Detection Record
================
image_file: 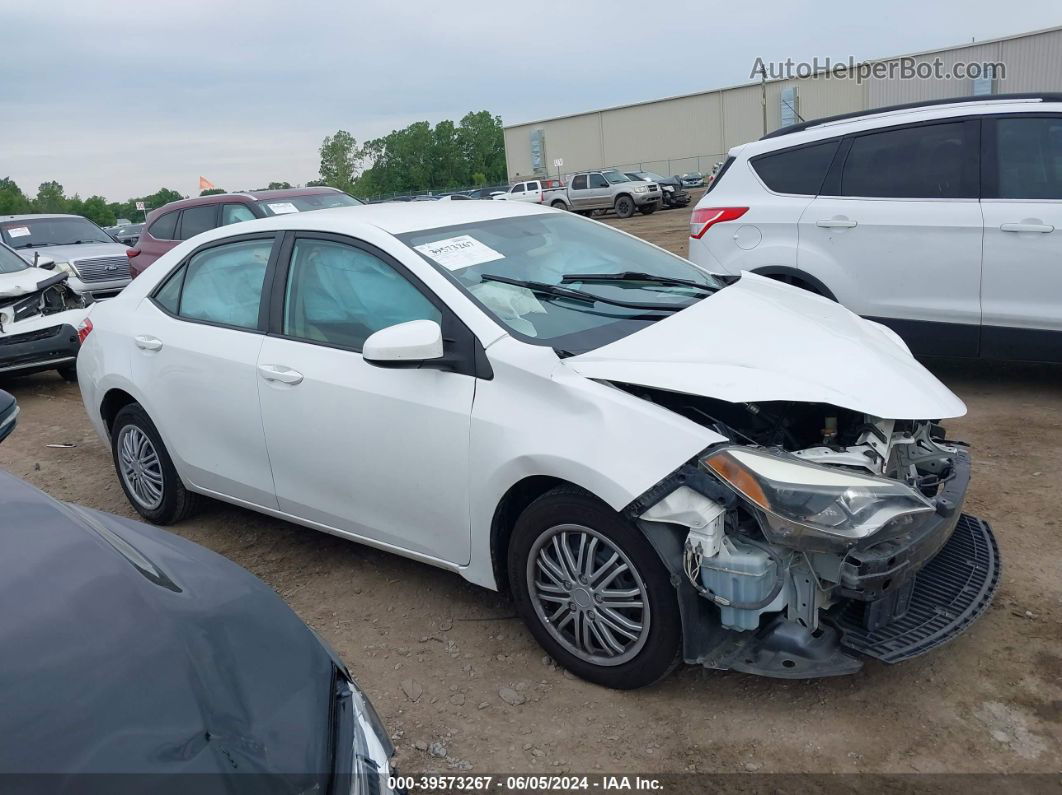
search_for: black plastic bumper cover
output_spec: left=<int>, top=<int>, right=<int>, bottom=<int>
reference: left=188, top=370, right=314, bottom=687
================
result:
left=833, top=513, right=1000, bottom=663
left=0, top=323, right=80, bottom=375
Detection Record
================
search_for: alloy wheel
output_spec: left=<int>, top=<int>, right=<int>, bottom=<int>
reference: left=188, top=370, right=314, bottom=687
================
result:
left=117, top=425, right=165, bottom=510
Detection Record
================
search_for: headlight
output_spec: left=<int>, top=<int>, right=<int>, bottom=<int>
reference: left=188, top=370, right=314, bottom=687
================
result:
left=702, top=447, right=934, bottom=551
left=633, top=185, right=648, bottom=193
left=53, top=261, right=79, bottom=278
left=348, top=679, right=396, bottom=794
left=663, top=186, right=674, bottom=192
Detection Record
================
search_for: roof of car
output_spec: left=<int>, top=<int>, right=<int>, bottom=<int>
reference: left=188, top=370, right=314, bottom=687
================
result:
left=146, top=186, right=349, bottom=218
left=738, top=93, right=1062, bottom=157
left=176, top=196, right=554, bottom=243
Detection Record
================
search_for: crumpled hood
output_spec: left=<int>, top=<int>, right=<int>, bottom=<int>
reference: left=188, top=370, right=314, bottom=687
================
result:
left=566, top=272, right=966, bottom=420
left=0, top=266, right=58, bottom=298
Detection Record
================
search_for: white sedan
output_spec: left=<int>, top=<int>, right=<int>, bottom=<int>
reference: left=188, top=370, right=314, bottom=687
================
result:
left=77, top=201, right=998, bottom=688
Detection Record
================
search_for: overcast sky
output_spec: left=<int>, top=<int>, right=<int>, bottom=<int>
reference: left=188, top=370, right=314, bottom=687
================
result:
left=1, top=1, right=1059, bottom=200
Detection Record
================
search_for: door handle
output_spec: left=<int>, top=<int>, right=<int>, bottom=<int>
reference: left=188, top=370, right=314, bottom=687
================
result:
left=1000, top=222, right=1054, bottom=233
left=258, top=364, right=304, bottom=385
left=816, top=218, right=858, bottom=229
left=134, top=335, right=163, bottom=351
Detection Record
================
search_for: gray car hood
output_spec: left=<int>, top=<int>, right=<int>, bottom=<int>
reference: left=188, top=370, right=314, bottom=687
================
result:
left=16, top=241, right=127, bottom=263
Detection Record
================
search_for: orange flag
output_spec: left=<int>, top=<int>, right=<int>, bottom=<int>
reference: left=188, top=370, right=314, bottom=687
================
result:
left=199, top=176, right=216, bottom=191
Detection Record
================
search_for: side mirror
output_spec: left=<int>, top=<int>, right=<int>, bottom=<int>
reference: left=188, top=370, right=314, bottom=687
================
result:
left=0, top=390, right=18, bottom=445
left=363, top=319, right=444, bottom=365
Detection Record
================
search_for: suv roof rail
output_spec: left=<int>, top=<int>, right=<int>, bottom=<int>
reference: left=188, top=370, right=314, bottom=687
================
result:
left=761, top=92, right=1062, bottom=139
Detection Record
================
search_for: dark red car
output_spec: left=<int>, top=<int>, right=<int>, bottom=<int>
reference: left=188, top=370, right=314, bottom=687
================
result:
left=127, top=187, right=362, bottom=277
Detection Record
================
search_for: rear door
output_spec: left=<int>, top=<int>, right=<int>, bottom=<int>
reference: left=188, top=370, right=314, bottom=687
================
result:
left=980, top=113, right=1062, bottom=362
left=131, top=234, right=279, bottom=507
left=797, top=119, right=983, bottom=356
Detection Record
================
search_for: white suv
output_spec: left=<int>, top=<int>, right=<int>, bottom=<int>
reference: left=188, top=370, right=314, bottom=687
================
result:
left=689, top=94, right=1062, bottom=362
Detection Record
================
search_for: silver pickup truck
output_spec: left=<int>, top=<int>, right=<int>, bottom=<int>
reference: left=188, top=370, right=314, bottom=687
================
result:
left=544, top=169, right=662, bottom=218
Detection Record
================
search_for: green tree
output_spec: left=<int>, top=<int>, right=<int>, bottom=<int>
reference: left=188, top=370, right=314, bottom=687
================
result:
left=318, top=130, right=361, bottom=194
left=33, top=181, right=67, bottom=213
left=200, top=188, right=225, bottom=196
left=0, top=177, right=31, bottom=214
left=78, top=195, right=115, bottom=226
left=267, top=181, right=292, bottom=190
left=457, top=111, right=506, bottom=185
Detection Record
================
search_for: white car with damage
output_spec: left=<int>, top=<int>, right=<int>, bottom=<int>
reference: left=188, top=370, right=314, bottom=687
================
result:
left=0, top=242, right=90, bottom=380
left=76, top=201, right=1000, bottom=688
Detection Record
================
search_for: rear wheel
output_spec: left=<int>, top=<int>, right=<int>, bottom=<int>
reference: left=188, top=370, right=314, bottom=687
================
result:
left=57, top=365, right=78, bottom=383
left=765, top=273, right=829, bottom=298
left=508, top=486, right=681, bottom=689
left=614, top=195, right=635, bottom=219
left=111, top=403, right=199, bottom=525
left=551, top=200, right=568, bottom=210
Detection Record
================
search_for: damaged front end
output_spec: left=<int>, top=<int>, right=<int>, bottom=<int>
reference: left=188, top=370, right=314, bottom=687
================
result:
left=0, top=273, right=89, bottom=377
left=627, top=389, right=1000, bottom=678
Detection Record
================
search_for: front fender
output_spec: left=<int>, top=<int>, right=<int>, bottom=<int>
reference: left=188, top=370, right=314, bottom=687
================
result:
left=461, top=338, right=722, bottom=590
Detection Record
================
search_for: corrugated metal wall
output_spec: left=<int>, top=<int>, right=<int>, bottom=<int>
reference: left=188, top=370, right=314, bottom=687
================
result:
left=503, top=26, right=1062, bottom=182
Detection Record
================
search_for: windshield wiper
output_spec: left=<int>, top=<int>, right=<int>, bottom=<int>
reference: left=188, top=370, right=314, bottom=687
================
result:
left=480, top=274, right=694, bottom=312
left=561, top=271, right=717, bottom=293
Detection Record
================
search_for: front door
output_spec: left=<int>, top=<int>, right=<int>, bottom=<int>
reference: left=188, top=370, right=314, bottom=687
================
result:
left=980, top=114, right=1062, bottom=361
left=255, top=234, right=476, bottom=564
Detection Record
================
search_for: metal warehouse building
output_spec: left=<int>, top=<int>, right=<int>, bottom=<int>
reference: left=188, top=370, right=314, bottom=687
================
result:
left=503, top=25, right=1062, bottom=182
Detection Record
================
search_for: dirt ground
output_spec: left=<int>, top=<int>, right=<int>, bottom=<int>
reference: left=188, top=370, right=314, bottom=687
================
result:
left=1, top=199, right=1060, bottom=779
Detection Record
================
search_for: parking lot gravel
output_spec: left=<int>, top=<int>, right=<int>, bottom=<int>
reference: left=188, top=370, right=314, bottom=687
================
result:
left=1, top=199, right=1059, bottom=777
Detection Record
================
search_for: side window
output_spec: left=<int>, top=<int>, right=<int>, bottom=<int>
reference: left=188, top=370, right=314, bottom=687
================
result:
left=527, top=181, right=539, bottom=191
left=841, top=122, right=971, bottom=198
left=996, top=116, right=1062, bottom=199
left=589, top=173, right=608, bottom=188
left=178, top=205, right=218, bottom=240
left=148, top=211, right=178, bottom=241
left=221, top=203, right=257, bottom=225
left=571, top=175, right=588, bottom=190
left=752, top=140, right=839, bottom=195
left=511, top=183, right=526, bottom=193
left=178, top=239, right=272, bottom=329
left=283, top=239, right=441, bottom=351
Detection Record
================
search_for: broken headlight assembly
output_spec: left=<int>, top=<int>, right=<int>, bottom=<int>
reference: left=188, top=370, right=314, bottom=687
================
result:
left=702, top=446, right=934, bottom=553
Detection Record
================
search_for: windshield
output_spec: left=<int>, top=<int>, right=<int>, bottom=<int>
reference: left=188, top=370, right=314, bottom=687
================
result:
left=0, top=244, right=28, bottom=274
left=0, top=217, right=114, bottom=249
left=256, top=192, right=362, bottom=216
left=398, top=213, right=724, bottom=353
left=601, top=170, right=631, bottom=184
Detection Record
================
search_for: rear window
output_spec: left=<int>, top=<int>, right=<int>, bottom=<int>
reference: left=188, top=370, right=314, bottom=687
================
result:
left=752, top=141, right=839, bottom=195
left=702, top=157, right=734, bottom=195
left=178, top=205, right=218, bottom=240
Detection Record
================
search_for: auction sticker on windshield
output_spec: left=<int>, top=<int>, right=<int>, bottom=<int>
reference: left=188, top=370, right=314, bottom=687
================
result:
left=414, top=235, right=503, bottom=270
left=4, top=227, right=30, bottom=238
left=266, top=202, right=299, bottom=215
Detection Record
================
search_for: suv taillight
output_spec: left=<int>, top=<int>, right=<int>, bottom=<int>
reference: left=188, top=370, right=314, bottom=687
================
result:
left=689, top=207, right=748, bottom=239
left=76, top=317, right=93, bottom=344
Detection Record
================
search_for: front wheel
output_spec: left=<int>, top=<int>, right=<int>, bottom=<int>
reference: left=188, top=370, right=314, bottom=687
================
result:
left=639, top=203, right=657, bottom=215
left=111, top=403, right=199, bottom=525
left=508, top=487, right=681, bottom=689
left=613, top=195, right=635, bottom=218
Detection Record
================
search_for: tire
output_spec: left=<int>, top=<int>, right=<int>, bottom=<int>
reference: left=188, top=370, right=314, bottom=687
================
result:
left=613, top=195, right=635, bottom=219
left=508, top=486, right=681, bottom=689
left=57, top=365, right=78, bottom=383
left=639, top=203, right=657, bottom=215
left=110, top=403, right=199, bottom=525
left=551, top=200, right=568, bottom=210
left=765, top=273, right=828, bottom=298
